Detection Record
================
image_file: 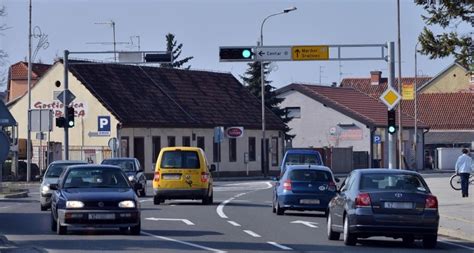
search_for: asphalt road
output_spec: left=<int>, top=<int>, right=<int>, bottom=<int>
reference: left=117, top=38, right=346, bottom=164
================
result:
left=1, top=180, right=473, bottom=253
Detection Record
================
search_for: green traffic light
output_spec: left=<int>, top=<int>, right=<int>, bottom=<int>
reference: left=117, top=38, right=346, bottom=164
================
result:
left=242, top=49, right=251, bottom=58
left=68, top=121, right=74, bottom=127
left=388, top=126, right=396, bottom=134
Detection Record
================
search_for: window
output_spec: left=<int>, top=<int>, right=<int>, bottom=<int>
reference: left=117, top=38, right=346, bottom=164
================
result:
left=285, top=107, right=301, bottom=119
left=167, top=136, right=176, bottom=147
left=229, top=138, right=237, bottom=162
left=120, top=137, right=129, bottom=157
left=152, top=136, right=161, bottom=162
left=360, top=173, right=427, bottom=192
left=133, top=137, right=145, bottom=172
left=271, top=137, right=279, bottom=166
left=197, top=136, right=205, bottom=151
left=160, top=151, right=200, bottom=169
left=213, top=142, right=221, bottom=162
left=248, top=137, right=256, bottom=161
left=182, top=136, right=191, bottom=147
left=289, top=169, right=331, bottom=182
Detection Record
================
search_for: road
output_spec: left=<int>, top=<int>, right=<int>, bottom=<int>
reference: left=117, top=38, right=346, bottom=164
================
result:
left=0, top=180, right=473, bottom=253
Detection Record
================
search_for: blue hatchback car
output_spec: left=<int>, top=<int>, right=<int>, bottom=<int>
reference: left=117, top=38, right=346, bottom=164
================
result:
left=273, top=165, right=338, bottom=216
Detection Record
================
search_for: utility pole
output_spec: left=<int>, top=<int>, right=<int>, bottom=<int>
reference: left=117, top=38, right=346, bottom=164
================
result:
left=396, top=0, right=404, bottom=169
left=26, top=0, right=32, bottom=182
left=387, top=42, right=396, bottom=169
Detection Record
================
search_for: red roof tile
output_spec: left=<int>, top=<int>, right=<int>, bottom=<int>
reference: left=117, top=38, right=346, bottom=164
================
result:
left=9, top=61, right=52, bottom=80
left=341, top=77, right=431, bottom=98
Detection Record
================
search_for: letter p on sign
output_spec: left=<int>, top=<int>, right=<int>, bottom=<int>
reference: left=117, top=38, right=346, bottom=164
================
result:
left=98, top=116, right=111, bottom=135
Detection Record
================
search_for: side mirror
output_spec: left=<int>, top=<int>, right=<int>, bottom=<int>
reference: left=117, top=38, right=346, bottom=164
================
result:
left=134, top=183, right=143, bottom=191
left=49, top=184, right=59, bottom=191
left=334, top=177, right=340, bottom=183
left=272, top=177, right=280, bottom=182
left=209, top=164, right=217, bottom=172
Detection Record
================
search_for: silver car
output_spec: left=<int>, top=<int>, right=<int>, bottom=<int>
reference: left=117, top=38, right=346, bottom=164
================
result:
left=40, top=160, right=88, bottom=211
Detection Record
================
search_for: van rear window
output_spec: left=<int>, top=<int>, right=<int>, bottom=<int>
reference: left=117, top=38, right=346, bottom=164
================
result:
left=160, top=151, right=200, bottom=169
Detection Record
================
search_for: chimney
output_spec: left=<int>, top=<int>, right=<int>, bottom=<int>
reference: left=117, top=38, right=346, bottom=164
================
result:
left=370, top=71, right=382, bottom=85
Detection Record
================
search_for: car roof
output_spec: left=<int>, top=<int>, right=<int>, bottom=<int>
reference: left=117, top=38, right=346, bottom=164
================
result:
left=286, top=165, right=332, bottom=173
left=285, top=149, right=320, bottom=154
left=65, top=164, right=122, bottom=170
left=161, top=146, right=202, bottom=152
left=354, top=168, right=421, bottom=176
left=102, top=158, right=135, bottom=161
left=50, top=160, right=88, bottom=165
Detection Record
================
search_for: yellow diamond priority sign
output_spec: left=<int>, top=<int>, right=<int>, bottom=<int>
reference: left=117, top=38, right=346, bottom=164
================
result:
left=380, top=86, right=401, bottom=110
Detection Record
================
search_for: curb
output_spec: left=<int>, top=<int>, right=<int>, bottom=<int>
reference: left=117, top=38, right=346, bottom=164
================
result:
left=439, top=227, right=474, bottom=242
left=0, top=235, right=46, bottom=253
left=0, top=190, right=29, bottom=199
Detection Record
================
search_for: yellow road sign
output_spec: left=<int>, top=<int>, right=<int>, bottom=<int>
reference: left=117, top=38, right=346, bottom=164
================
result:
left=292, top=46, right=329, bottom=61
left=380, top=86, right=401, bottom=110
left=402, top=83, right=414, bottom=100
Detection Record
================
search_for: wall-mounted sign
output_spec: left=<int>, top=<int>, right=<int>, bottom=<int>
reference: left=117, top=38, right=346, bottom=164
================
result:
left=33, top=101, right=87, bottom=118
left=98, top=116, right=111, bottom=136
left=225, top=126, right=244, bottom=138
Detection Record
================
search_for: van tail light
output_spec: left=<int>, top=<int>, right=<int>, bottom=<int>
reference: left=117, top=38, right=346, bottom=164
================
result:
left=283, top=179, right=292, bottom=191
left=153, top=172, right=160, bottom=182
left=201, top=172, right=209, bottom=183
left=425, top=195, right=438, bottom=210
left=355, top=193, right=371, bottom=207
left=328, top=181, right=336, bottom=191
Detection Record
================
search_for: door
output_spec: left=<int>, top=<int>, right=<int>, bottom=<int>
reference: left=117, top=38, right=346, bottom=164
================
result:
left=133, top=137, right=145, bottom=173
left=260, top=138, right=269, bottom=175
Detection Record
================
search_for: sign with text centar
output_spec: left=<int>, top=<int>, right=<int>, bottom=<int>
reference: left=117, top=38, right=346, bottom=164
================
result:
left=254, top=46, right=292, bottom=61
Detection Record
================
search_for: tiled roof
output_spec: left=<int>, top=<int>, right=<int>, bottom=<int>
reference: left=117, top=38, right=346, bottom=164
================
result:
left=425, top=131, right=474, bottom=145
left=402, top=93, right=474, bottom=130
left=277, top=84, right=427, bottom=128
left=9, top=61, right=52, bottom=80
left=68, top=64, right=285, bottom=130
left=340, top=77, right=431, bottom=98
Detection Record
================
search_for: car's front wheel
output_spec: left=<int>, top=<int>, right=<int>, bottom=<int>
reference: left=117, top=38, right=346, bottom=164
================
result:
left=422, top=234, right=437, bottom=249
left=153, top=196, right=162, bottom=205
left=130, top=222, right=141, bottom=235
left=56, top=215, right=67, bottom=235
left=50, top=212, right=57, bottom=232
left=343, top=216, right=356, bottom=246
left=41, top=204, right=48, bottom=211
left=327, top=213, right=340, bottom=240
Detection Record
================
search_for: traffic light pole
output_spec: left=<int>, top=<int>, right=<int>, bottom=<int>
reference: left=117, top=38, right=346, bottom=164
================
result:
left=63, top=50, right=69, bottom=160
left=387, top=42, right=396, bottom=169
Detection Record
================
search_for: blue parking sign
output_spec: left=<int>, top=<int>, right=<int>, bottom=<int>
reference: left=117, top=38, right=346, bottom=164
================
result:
left=373, top=135, right=381, bottom=144
left=98, top=116, right=110, bottom=136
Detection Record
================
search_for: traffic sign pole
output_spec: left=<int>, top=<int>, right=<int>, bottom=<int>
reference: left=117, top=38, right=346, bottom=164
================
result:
left=63, top=50, right=69, bottom=160
left=387, top=42, right=396, bottom=169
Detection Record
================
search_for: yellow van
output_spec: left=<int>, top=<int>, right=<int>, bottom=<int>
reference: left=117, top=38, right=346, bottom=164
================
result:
left=153, top=147, right=216, bottom=205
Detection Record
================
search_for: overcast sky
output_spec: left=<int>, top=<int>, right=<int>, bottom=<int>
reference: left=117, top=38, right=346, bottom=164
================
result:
left=1, top=0, right=469, bottom=90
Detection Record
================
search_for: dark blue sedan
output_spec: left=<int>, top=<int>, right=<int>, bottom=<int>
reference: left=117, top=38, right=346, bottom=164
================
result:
left=50, top=165, right=141, bottom=235
left=273, top=165, right=338, bottom=216
left=327, top=169, right=439, bottom=248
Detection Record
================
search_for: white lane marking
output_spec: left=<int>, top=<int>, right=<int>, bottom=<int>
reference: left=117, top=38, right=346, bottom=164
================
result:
left=439, top=239, right=474, bottom=251
left=267, top=241, right=293, bottom=250
left=216, top=197, right=234, bottom=219
left=139, top=199, right=152, bottom=203
left=146, top=217, right=195, bottom=225
left=0, top=203, right=25, bottom=209
left=243, top=230, right=261, bottom=238
left=290, top=220, right=319, bottom=228
left=142, top=231, right=226, bottom=253
left=227, top=221, right=241, bottom=227
left=266, top=182, right=273, bottom=188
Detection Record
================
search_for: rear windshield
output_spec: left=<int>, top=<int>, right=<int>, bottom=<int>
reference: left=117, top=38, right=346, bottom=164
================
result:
left=360, top=173, right=428, bottom=192
left=289, top=169, right=331, bottom=182
left=102, top=160, right=135, bottom=172
left=160, top=151, right=200, bottom=169
left=45, top=163, right=85, bottom=178
left=285, top=153, right=322, bottom=166
left=63, top=167, right=130, bottom=189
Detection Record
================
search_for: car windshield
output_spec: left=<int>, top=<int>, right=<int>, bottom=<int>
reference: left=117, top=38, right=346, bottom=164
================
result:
left=63, top=167, right=130, bottom=189
left=102, top=160, right=136, bottom=172
left=289, top=169, right=331, bottom=181
left=45, top=163, right=84, bottom=178
left=160, top=151, right=200, bottom=169
left=360, top=173, right=428, bottom=192
left=285, top=153, right=322, bottom=166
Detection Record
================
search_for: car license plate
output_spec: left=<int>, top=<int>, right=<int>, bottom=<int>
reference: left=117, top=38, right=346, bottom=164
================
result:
left=300, top=199, right=320, bottom=204
left=163, top=174, right=181, bottom=180
left=88, top=213, right=115, bottom=220
left=384, top=202, right=413, bottom=209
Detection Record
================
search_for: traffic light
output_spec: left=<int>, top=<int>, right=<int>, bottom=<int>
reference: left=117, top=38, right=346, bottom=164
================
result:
left=387, top=109, right=396, bottom=135
left=67, top=106, right=75, bottom=128
left=219, top=47, right=254, bottom=61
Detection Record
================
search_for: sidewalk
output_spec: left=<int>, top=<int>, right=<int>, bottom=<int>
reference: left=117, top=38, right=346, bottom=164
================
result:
left=424, top=176, right=474, bottom=242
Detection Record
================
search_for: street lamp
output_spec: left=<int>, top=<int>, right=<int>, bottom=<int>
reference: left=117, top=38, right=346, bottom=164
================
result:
left=259, top=7, right=297, bottom=176
left=414, top=40, right=420, bottom=171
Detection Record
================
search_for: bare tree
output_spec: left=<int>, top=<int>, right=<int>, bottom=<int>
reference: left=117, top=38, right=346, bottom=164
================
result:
left=0, top=6, right=8, bottom=90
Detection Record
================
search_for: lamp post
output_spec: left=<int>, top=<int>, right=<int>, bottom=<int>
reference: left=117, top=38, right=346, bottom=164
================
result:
left=414, top=40, right=420, bottom=171
left=259, top=7, right=296, bottom=177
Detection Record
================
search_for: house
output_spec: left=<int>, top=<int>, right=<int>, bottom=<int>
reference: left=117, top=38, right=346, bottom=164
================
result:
left=6, top=61, right=52, bottom=103
left=276, top=83, right=428, bottom=171
left=8, top=61, right=285, bottom=176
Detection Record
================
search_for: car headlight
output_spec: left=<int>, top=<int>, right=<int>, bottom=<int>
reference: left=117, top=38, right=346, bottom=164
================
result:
left=128, top=175, right=135, bottom=182
left=118, top=200, right=136, bottom=208
left=66, top=201, right=84, bottom=208
left=41, top=185, right=50, bottom=193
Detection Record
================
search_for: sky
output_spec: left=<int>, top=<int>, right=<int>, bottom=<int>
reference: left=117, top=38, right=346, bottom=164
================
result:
left=0, top=0, right=470, bottom=91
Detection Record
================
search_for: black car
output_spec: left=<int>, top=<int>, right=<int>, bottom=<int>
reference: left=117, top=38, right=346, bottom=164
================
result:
left=101, top=158, right=147, bottom=197
left=50, top=165, right=141, bottom=235
left=327, top=169, right=439, bottom=248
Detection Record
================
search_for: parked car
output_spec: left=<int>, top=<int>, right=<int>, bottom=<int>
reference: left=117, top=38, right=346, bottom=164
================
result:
left=40, top=160, right=88, bottom=211
left=327, top=169, right=439, bottom=248
left=152, top=147, right=216, bottom=205
left=50, top=165, right=141, bottom=235
left=101, top=158, right=147, bottom=197
left=273, top=165, right=338, bottom=216
left=280, top=149, right=324, bottom=175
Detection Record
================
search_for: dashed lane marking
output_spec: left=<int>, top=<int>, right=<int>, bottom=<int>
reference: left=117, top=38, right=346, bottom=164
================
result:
left=267, top=241, right=293, bottom=250
left=227, top=221, right=241, bottom=227
left=142, top=231, right=226, bottom=253
left=243, top=230, right=261, bottom=238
